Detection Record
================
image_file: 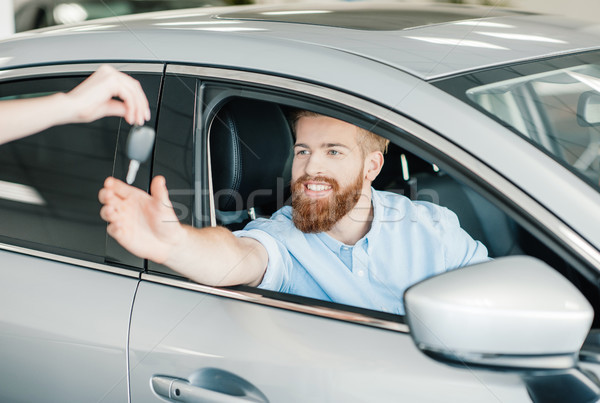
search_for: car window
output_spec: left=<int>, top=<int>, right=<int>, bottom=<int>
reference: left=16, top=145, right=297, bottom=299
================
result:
left=203, top=92, right=598, bottom=323
left=433, top=50, right=600, bottom=192
left=145, top=74, right=598, bottom=325
left=0, top=76, right=119, bottom=260
left=0, top=73, right=159, bottom=264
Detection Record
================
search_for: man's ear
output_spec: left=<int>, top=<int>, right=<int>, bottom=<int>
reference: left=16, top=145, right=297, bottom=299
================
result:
left=364, top=151, right=384, bottom=182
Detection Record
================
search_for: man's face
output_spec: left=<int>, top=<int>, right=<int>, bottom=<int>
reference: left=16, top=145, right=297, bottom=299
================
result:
left=291, top=115, right=367, bottom=233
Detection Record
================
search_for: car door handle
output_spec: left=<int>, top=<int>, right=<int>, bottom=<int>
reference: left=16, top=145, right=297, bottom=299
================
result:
left=151, top=369, right=269, bottom=403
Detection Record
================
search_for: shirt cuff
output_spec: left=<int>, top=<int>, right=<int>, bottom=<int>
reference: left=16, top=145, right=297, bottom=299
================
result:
left=233, top=228, right=286, bottom=291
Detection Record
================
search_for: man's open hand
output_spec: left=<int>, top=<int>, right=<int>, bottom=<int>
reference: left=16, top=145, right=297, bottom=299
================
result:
left=98, top=176, right=185, bottom=264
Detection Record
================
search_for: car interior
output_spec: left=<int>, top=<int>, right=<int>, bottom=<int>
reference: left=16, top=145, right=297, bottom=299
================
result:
left=210, top=98, right=293, bottom=231
left=207, top=96, right=600, bottom=323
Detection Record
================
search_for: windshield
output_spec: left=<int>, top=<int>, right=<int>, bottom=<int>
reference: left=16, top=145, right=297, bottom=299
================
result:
left=434, top=50, right=600, bottom=191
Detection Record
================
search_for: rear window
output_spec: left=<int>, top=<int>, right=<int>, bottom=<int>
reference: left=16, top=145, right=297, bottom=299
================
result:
left=434, top=50, right=600, bottom=192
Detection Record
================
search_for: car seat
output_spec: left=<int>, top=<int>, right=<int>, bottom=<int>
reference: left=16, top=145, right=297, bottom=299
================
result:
left=374, top=144, right=521, bottom=258
left=209, top=98, right=293, bottom=230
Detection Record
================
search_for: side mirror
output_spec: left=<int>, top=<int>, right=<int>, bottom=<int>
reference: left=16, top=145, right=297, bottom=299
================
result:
left=405, top=256, right=600, bottom=402
left=405, top=256, right=593, bottom=370
left=577, top=91, right=600, bottom=127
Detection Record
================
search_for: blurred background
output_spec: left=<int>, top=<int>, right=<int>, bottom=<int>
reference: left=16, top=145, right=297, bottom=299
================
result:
left=2, top=0, right=600, bottom=38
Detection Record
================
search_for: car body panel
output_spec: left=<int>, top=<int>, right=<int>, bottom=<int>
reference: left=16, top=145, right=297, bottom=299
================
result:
left=0, top=248, right=138, bottom=402
left=129, top=280, right=532, bottom=402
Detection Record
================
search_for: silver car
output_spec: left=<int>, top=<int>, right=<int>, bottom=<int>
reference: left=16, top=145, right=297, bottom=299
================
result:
left=1, top=3, right=600, bottom=402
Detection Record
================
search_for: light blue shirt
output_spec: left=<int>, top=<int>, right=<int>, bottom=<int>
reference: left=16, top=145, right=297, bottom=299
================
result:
left=235, top=189, right=488, bottom=315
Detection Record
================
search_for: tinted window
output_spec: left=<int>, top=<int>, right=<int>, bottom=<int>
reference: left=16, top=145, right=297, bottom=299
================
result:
left=0, top=73, right=159, bottom=263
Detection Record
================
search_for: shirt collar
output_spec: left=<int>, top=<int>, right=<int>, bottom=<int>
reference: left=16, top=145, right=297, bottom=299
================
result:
left=315, top=187, right=381, bottom=255
left=316, top=231, right=345, bottom=255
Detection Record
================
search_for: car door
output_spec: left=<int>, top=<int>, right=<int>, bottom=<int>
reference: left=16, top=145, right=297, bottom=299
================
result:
left=125, top=65, right=600, bottom=402
left=0, top=63, right=162, bottom=402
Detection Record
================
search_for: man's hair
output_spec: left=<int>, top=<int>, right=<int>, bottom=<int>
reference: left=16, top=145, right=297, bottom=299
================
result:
left=290, top=110, right=389, bottom=156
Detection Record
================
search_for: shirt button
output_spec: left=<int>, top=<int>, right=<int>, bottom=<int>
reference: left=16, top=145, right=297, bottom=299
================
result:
left=357, top=270, right=365, bottom=277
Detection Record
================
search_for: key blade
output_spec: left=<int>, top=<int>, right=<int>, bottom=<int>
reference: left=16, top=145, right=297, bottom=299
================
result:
left=126, top=160, right=140, bottom=185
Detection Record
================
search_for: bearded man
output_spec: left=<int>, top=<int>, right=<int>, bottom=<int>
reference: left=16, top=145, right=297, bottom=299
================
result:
left=98, top=111, right=488, bottom=315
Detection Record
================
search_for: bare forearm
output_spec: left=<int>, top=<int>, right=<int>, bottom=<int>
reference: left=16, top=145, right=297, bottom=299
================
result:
left=0, top=93, right=77, bottom=144
left=164, top=225, right=267, bottom=287
left=99, top=176, right=263, bottom=287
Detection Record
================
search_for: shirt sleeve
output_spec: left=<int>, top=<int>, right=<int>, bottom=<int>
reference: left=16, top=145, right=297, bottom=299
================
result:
left=439, top=207, right=490, bottom=270
left=233, top=228, right=292, bottom=292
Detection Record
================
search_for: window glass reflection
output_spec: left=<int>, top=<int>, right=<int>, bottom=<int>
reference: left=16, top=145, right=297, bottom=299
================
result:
left=0, top=78, right=119, bottom=259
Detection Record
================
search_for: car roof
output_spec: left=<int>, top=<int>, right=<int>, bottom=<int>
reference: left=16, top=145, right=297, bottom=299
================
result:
left=2, top=2, right=600, bottom=80
left=216, top=3, right=529, bottom=31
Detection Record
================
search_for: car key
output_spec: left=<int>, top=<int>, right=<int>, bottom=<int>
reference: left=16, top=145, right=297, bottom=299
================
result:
left=125, top=125, right=155, bottom=185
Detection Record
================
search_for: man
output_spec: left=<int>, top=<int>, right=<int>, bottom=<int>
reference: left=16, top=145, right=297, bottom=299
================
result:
left=99, top=110, right=488, bottom=314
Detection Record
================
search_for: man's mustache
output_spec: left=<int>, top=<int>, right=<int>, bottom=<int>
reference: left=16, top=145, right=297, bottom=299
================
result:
left=292, top=174, right=339, bottom=190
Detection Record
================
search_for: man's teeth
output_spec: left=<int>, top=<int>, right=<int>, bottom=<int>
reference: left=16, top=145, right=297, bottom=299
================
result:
left=307, top=184, right=332, bottom=191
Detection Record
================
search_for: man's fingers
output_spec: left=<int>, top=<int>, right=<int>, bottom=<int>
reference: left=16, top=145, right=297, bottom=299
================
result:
left=106, top=222, right=124, bottom=240
left=98, top=187, right=110, bottom=204
left=105, top=176, right=139, bottom=199
left=99, top=204, right=119, bottom=222
left=150, top=175, right=173, bottom=208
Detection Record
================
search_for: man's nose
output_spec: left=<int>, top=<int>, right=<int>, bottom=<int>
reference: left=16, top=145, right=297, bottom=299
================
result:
left=304, top=153, right=325, bottom=176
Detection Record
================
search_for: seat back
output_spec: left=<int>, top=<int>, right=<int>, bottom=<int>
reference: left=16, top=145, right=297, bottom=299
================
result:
left=415, top=171, right=521, bottom=258
left=376, top=144, right=521, bottom=258
left=210, top=98, right=293, bottom=227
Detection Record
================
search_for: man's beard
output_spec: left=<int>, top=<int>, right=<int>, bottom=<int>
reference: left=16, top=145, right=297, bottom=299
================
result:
left=292, top=173, right=363, bottom=233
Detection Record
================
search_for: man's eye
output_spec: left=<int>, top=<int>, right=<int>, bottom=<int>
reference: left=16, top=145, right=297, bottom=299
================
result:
left=296, top=150, right=309, bottom=155
left=328, top=150, right=340, bottom=155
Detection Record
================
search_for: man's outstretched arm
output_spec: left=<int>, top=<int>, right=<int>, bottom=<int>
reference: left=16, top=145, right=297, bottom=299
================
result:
left=98, top=176, right=267, bottom=287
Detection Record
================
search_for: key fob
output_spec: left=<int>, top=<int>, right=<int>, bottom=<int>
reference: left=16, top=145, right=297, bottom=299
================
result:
left=126, top=125, right=155, bottom=162
left=125, top=125, right=155, bottom=184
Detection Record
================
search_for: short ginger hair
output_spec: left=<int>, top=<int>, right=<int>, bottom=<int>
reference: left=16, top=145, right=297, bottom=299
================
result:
left=290, top=110, right=389, bottom=156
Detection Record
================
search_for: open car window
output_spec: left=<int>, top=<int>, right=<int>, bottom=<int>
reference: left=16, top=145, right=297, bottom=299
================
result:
left=196, top=91, right=598, bottom=325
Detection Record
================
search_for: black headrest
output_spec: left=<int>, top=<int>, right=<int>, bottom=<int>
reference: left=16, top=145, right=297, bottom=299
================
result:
left=210, top=98, right=293, bottom=212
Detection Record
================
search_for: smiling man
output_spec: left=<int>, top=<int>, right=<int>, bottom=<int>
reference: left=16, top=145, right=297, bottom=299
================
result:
left=98, top=110, right=488, bottom=314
